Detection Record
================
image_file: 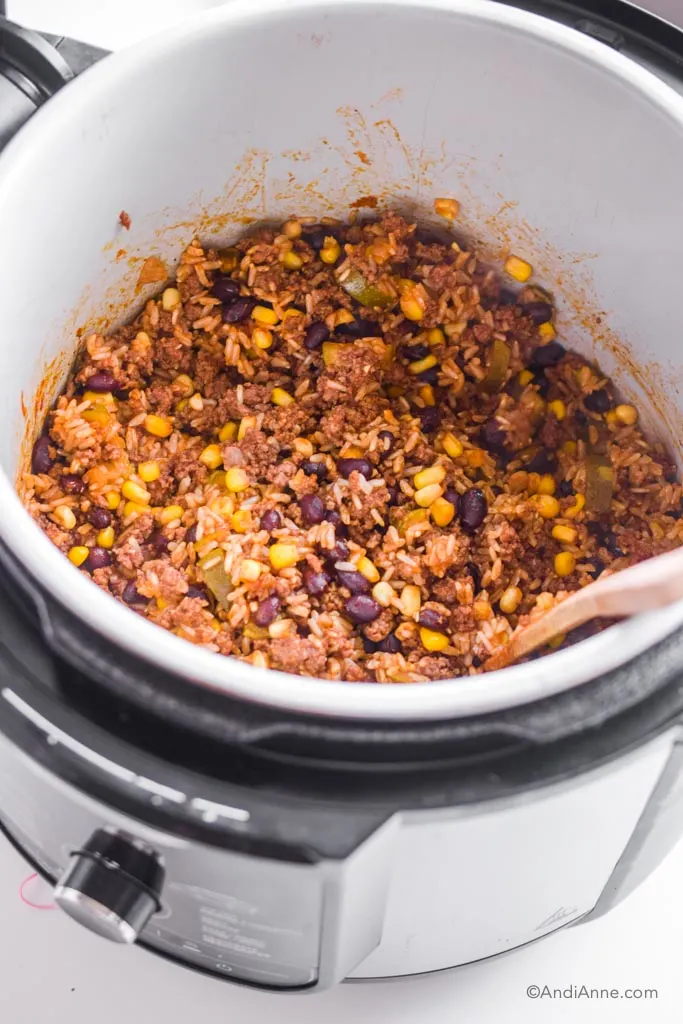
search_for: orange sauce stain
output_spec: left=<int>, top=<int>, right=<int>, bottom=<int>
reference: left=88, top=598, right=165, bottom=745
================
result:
left=355, top=150, right=371, bottom=166
left=350, top=195, right=378, bottom=209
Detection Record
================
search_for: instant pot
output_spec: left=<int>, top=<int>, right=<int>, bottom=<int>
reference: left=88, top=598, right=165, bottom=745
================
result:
left=2, top=0, right=683, bottom=992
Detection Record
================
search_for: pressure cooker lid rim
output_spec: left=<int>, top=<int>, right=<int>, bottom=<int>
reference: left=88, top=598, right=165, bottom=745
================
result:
left=3, top=0, right=683, bottom=720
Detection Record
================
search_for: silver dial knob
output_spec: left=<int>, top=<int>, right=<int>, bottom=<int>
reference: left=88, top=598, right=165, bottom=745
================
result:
left=54, top=830, right=163, bottom=944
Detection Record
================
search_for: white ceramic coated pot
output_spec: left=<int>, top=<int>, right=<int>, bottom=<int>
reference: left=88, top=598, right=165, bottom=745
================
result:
left=1, top=0, right=683, bottom=721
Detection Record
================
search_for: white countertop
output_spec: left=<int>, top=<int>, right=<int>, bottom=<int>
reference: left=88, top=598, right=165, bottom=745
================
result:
left=2, top=1, right=683, bottom=1021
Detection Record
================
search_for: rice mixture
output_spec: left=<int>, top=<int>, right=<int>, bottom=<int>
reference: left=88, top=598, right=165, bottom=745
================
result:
left=22, top=207, right=683, bottom=683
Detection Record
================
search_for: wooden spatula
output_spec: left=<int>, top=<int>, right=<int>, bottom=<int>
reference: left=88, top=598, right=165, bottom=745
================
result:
left=484, top=546, right=683, bottom=672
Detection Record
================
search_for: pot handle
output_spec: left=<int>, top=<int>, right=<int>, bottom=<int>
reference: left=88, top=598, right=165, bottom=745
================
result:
left=0, top=15, right=108, bottom=152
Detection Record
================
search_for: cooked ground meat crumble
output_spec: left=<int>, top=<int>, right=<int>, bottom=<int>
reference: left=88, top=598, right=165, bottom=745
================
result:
left=22, top=207, right=683, bottom=683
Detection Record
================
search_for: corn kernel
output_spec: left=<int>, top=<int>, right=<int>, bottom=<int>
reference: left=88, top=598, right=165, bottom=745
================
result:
left=231, top=510, right=252, bottom=534
left=225, top=467, right=249, bottom=493
left=548, top=633, right=566, bottom=649
left=473, top=600, right=492, bottom=621
left=122, top=480, right=151, bottom=504
left=536, top=494, right=560, bottom=519
left=82, top=407, right=111, bottom=425
left=441, top=432, right=463, bottom=459
left=419, top=384, right=436, bottom=407
left=138, top=460, right=160, bottom=483
left=282, top=250, right=303, bottom=270
left=283, top=219, right=302, bottom=239
left=253, top=327, right=273, bottom=350
left=615, top=404, right=638, bottom=426
left=52, top=505, right=76, bottom=530
left=518, top=370, right=534, bottom=386
left=156, top=597, right=169, bottom=611
left=188, top=393, right=204, bottom=412
left=320, top=237, right=341, bottom=264
left=97, top=526, right=115, bottom=549
left=562, top=440, right=577, bottom=455
left=537, top=474, right=556, bottom=496
left=414, top=483, right=443, bottom=508
left=209, top=495, right=234, bottom=518
left=527, top=472, right=541, bottom=494
left=420, top=627, right=449, bottom=652
left=605, top=409, right=619, bottom=427
left=176, top=398, right=189, bottom=413
left=554, top=551, right=576, bottom=577
left=157, top=504, right=184, bottom=525
left=552, top=524, right=578, bottom=544
left=408, top=354, right=437, bottom=375
left=293, top=437, right=315, bottom=458
left=504, top=255, right=533, bottom=282
left=322, top=340, right=354, bottom=367
left=218, top=246, right=239, bottom=272
left=173, top=374, right=194, bottom=397
left=269, top=543, right=298, bottom=571
left=249, top=651, right=269, bottom=669
left=162, top=287, right=181, bottom=311
left=239, top=558, right=262, bottom=582
left=271, top=387, right=294, bottom=407
left=427, top=328, right=446, bottom=346
left=400, top=584, right=421, bottom=618
left=269, top=619, right=294, bottom=639
left=499, top=586, right=522, bottom=614
left=68, top=546, right=89, bottom=567
left=372, top=581, right=395, bottom=607
left=538, top=322, right=557, bottom=342
left=357, top=556, right=380, bottom=583
left=565, top=493, right=586, bottom=519
left=431, top=497, right=455, bottom=527
left=218, top=421, right=238, bottom=443
left=401, top=295, right=425, bottom=322
left=144, top=414, right=172, bottom=438
left=398, top=508, right=430, bottom=536
left=238, top=416, right=257, bottom=441
left=105, top=491, right=121, bottom=510
left=434, top=197, right=460, bottom=220
left=252, top=305, right=279, bottom=326
left=83, top=389, right=115, bottom=408
left=124, top=500, right=149, bottom=519
left=199, top=444, right=223, bottom=470
left=548, top=399, right=566, bottom=421
left=414, top=464, right=446, bottom=490
left=134, top=330, right=151, bottom=351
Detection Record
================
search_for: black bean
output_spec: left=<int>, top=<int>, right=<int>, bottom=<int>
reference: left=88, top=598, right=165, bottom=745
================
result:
left=588, top=557, right=605, bottom=580
left=300, top=493, right=325, bottom=527
left=87, top=507, right=111, bottom=529
left=480, top=420, right=508, bottom=455
left=337, top=457, right=372, bottom=479
left=377, top=633, right=402, bottom=654
left=387, top=483, right=401, bottom=506
left=324, top=509, right=343, bottom=529
left=523, top=301, right=553, bottom=326
left=574, top=409, right=588, bottom=425
left=337, top=569, right=371, bottom=594
left=84, top=547, right=111, bottom=572
left=420, top=406, right=441, bottom=433
left=211, top=275, right=240, bottom=303
left=526, top=450, right=558, bottom=475
left=465, top=561, right=481, bottom=593
left=587, top=521, right=606, bottom=540
left=459, top=488, right=488, bottom=533
left=254, top=595, right=281, bottom=627
left=557, top=480, right=574, bottom=498
left=328, top=537, right=350, bottom=563
left=362, top=636, right=378, bottom=654
left=301, top=460, right=328, bottom=482
left=419, top=608, right=448, bottom=630
left=186, top=524, right=198, bottom=543
left=335, top=316, right=377, bottom=339
left=604, top=531, right=625, bottom=557
left=186, top=584, right=209, bottom=601
left=584, top=388, right=611, bottom=413
left=85, top=371, right=120, bottom=393
left=303, top=568, right=331, bottom=596
left=530, top=341, right=565, bottom=368
left=345, top=594, right=381, bottom=624
left=304, top=321, right=330, bottom=350
left=534, top=371, right=551, bottom=399
left=260, top=509, right=282, bottom=532
left=302, top=225, right=327, bottom=250
left=499, top=288, right=517, bottom=306
left=378, top=430, right=396, bottom=456
left=222, top=296, right=257, bottom=323
left=444, top=488, right=460, bottom=512
left=31, top=435, right=53, bottom=474
left=122, top=581, right=146, bottom=605
left=148, top=529, right=169, bottom=554
left=419, top=366, right=439, bottom=385
left=62, top=474, right=85, bottom=495
left=404, top=343, right=430, bottom=361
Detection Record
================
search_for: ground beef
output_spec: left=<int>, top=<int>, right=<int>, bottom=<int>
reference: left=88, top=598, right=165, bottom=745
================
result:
left=269, top=636, right=327, bottom=676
